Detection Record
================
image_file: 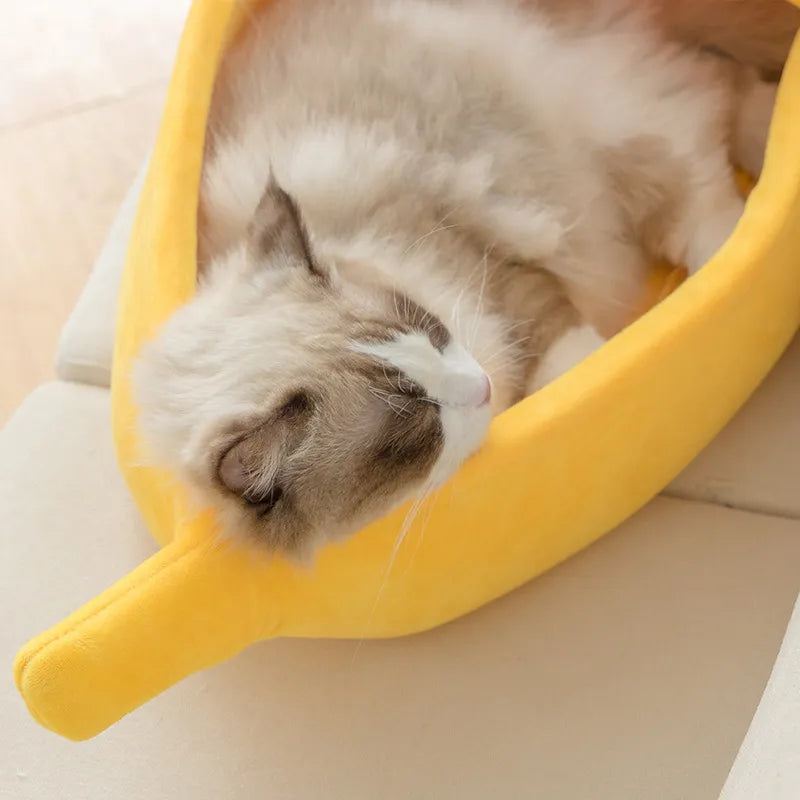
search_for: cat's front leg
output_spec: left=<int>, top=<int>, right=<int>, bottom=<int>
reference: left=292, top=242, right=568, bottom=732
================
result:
left=682, top=192, right=746, bottom=276
left=734, top=76, right=778, bottom=180
left=662, top=163, right=745, bottom=276
left=527, top=324, right=606, bottom=394
left=665, top=76, right=776, bottom=275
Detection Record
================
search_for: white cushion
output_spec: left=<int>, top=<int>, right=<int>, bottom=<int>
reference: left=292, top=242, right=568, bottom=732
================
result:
left=54, top=167, right=145, bottom=387
left=3, top=382, right=800, bottom=799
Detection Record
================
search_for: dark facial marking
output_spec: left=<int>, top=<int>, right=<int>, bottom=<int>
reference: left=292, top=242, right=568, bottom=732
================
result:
left=351, top=359, right=426, bottom=401
left=374, top=415, right=443, bottom=467
left=342, top=399, right=443, bottom=519
left=393, top=292, right=451, bottom=352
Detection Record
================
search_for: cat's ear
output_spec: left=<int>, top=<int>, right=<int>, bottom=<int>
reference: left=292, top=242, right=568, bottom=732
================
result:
left=215, top=391, right=313, bottom=509
left=217, top=423, right=285, bottom=513
left=248, top=175, right=325, bottom=278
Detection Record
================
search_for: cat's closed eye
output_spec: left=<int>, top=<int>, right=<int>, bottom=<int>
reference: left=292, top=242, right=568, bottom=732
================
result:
left=401, top=382, right=427, bottom=400
left=244, top=484, right=284, bottom=517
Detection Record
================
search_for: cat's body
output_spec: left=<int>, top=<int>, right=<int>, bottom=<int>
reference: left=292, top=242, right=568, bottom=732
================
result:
left=534, top=0, right=800, bottom=79
left=135, top=0, right=788, bottom=556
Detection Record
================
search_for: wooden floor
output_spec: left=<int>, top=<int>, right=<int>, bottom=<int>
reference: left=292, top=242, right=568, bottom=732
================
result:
left=0, top=0, right=191, bottom=423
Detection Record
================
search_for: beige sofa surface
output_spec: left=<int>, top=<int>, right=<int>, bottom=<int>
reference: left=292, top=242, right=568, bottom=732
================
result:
left=3, top=381, right=800, bottom=799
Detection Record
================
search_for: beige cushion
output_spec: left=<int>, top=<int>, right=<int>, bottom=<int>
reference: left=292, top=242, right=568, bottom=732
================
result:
left=3, top=381, right=800, bottom=799
left=668, top=334, right=800, bottom=518
left=54, top=168, right=145, bottom=388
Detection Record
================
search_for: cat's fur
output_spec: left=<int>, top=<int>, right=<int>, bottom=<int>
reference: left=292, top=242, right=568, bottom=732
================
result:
left=533, top=0, right=800, bottom=79
left=134, top=0, right=790, bottom=557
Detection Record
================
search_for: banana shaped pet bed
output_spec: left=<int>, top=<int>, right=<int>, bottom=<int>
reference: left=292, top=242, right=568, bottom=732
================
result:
left=14, top=0, right=800, bottom=741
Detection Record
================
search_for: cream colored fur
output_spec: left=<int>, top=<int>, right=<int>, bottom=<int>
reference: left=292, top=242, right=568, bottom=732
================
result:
left=134, top=0, right=784, bottom=554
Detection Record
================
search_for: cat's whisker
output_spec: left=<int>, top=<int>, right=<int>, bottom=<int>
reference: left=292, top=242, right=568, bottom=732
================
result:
left=485, top=346, right=546, bottom=368
left=401, top=207, right=462, bottom=256
left=403, top=486, right=441, bottom=577
left=402, top=223, right=462, bottom=257
left=466, top=270, right=486, bottom=353
left=482, top=335, right=532, bottom=368
left=500, top=317, right=540, bottom=335
left=450, top=247, right=495, bottom=345
left=352, top=484, right=433, bottom=662
left=420, top=396, right=443, bottom=408
left=368, top=386, right=414, bottom=418
left=468, top=247, right=495, bottom=353
left=450, top=285, right=467, bottom=341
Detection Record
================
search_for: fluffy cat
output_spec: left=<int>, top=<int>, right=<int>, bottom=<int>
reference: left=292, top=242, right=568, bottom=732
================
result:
left=134, top=0, right=788, bottom=557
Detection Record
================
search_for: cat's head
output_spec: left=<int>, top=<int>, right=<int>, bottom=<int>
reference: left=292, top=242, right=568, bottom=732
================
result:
left=134, top=179, right=492, bottom=557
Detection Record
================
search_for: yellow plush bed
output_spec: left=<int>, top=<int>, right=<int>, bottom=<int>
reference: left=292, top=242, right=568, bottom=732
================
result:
left=14, top=0, right=800, bottom=741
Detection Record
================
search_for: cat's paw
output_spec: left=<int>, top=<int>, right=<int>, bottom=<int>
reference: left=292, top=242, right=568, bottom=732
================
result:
left=735, top=78, right=778, bottom=178
left=528, top=325, right=606, bottom=394
left=665, top=169, right=745, bottom=275
left=684, top=198, right=745, bottom=274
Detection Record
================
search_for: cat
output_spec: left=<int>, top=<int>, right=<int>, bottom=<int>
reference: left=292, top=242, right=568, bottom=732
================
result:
left=134, top=0, right=791, bottom=557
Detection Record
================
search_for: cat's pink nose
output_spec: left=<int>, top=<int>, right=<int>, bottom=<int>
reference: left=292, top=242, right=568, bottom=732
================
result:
left=442, top=370, right=493, bottom=408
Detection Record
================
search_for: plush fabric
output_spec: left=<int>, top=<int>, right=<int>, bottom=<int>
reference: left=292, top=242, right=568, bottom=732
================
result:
left=13, top=0, right=800, bottom=741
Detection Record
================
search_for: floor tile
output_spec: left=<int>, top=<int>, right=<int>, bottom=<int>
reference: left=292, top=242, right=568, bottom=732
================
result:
left=0, top=86, right=166, bottom=421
